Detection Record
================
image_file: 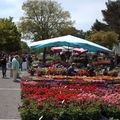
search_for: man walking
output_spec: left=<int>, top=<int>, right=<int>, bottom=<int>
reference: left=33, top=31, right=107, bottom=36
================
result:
left=12, top=55, right=19, bottom=82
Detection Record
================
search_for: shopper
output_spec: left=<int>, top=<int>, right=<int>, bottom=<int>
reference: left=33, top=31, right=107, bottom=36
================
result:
left=0, top=54, right=7, bottom=78
left=12, top=55, right=20, bottom=82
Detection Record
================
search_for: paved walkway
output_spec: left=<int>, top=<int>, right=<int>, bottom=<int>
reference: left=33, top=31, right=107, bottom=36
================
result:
left=0, top=70, right=21, bottom=120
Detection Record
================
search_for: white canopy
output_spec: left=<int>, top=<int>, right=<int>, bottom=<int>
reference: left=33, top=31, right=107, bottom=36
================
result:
left=29, top=35, right=111, bottom=53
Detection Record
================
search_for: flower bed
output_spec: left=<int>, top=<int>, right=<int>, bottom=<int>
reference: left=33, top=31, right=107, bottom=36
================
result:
left=19, top=78, right=120, bottom=120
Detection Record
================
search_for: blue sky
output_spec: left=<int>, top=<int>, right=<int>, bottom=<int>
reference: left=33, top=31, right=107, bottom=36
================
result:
left=0, top=0, right=108, bottom=31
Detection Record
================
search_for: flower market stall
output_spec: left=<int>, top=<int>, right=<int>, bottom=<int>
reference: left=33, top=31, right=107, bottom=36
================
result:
left=19, top=67, right=120, bottom=120
left=18, top=35, right=120, bottom=120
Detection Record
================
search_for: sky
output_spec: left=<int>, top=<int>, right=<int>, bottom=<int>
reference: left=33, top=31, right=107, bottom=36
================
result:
left=0, top=0, right=109, bottom=31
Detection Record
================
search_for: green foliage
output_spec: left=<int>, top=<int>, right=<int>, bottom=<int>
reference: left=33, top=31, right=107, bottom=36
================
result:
left=20, top=99, right=39, bottom=120
left=21, top=41, right=30, bottom=53
left=59, top=27, right=88, bottom=39
left=20, top=98, right=102, bottom=120
left=102, top=0, right=120, bottom=37
left=92, top=0, right=120, bottom=39
left=92, top=19, right=109, bottom=31
left=102, top=103, right=120, bottom=119
left=87, top=31, right=119, bottom=49
left=19, top=0, right=73, bottom=41
left=0, top=17, right=21, bottom=53
left=59, top=27, right=78, bottom=36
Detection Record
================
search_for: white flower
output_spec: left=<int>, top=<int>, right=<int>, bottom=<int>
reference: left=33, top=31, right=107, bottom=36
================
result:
left=39, top=116, right=43, bottom=120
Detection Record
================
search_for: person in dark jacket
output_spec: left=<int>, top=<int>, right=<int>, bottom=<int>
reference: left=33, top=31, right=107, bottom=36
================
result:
left=0, top=54, right=7, bottom=78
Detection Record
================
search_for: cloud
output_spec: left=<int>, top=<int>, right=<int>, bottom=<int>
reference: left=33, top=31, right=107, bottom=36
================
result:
left=0, top=0, right=108, bottom=31
left=0, top=0, right=24, bottom=21
left=57, top=0, right=108, bottom=30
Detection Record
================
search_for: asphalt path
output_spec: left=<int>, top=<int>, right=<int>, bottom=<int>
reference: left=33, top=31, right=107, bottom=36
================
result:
left=0, top=70, right=21, bottom=120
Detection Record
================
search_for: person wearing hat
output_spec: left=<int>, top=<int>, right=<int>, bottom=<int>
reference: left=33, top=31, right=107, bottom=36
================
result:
left=12, top=55, right=20, bottom=82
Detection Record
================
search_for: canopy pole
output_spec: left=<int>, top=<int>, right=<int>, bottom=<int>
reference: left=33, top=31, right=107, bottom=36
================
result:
left=43, top=48, right=46, bottom=65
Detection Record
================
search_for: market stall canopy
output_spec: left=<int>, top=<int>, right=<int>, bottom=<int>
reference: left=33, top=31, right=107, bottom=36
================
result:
left=29, top=35, right=111, bottom=53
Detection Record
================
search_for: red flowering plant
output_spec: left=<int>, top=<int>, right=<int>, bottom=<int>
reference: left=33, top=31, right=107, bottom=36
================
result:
left=101, top=93, right=120, bottom=119
left=47, top=67, right=67, bottom=75
left=20, top=85, right=101, bottom=119
left=19, top=79, right=120, bottom=120
left=47, top=67, right=56, bottom=75
left=79, top=69, right=88, bottom=76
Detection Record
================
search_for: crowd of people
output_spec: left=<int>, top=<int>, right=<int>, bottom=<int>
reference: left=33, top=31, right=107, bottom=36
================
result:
left=0, top=51, right=120, bottom=81
left=0, top=52, right=33, bottom=82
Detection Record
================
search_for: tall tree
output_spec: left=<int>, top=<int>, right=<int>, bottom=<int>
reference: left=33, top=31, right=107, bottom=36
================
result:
left=59, top=27, right=89, bottom=39
left=59, top=27, right=79, bottom=36
left=0, top=17, right=21, bottom=53
left=92, top=19, right=109, bottom=31
left=87, top=31, right=119, bottom=49
left=19, top=0, right=73, bottom=41
left=102, top=0, right=120, bottom=35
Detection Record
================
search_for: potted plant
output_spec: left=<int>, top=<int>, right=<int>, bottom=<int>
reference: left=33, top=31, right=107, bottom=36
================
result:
left=28, top=67, right=36, bottom=76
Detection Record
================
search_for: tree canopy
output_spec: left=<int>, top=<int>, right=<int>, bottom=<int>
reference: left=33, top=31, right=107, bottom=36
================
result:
left=19, top=0, right=74, bottom=41
left=92, top=0, right=120, bottom=39
left=92, top=19, right=109, bottom=31
left=0, top=17, right=21, bottom=53
left=87, top=31, right=119, bottom=49
left=102, top=0, right=120, bottom=37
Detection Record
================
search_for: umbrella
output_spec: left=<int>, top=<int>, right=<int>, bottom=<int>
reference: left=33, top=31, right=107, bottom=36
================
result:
left=51, top=46, right=87, bottom=54
left=51, top=47, right=63, bottom=52
left=73, top=48, right=88, bottom=54
left=29, top=35, right=111, bottom=53
left=51, top=46, right=73, bottom=52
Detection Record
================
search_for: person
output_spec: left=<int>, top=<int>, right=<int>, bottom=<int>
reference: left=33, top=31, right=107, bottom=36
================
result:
left=8, top=54, right=13, bottom=77
left=18, top=55, right=23, bottom=70
left=27, top=54, right=32, bottom=69
left=67, top=63, right=77, bottom=76
left=12, top=55, right=20, bottom=82
left=0, top=54, right=7, bottom=78
left=87, top=64, right=96, bottom=76
left=103, top=68, right=109, bottom=76
left=83, top=55, right=88, bottom=67
left=22, top=55, right=27, bottom=70
left=110, top=56, right=114, bottom=70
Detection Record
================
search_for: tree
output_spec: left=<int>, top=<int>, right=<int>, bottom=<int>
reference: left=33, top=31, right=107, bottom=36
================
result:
left=19, top=0, right=74, bottom=63
left=92, top=19, right=109, bottom=31
left=75, top=30, right=91, bottom=39
left=59, top=27, right=89, bottom=39
left=59, top=27, right=79, bottom=36
left=19, top=0, right=73, bottom=41
left=102, top=0, right=120, bottom=36
left=87, top=31, right=119, bottom=49
left=0, top=17, right=21, bottom=53
left=21, top=41, right=30, bottom=53
left=92, top=0, right=120, bottom=39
